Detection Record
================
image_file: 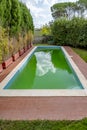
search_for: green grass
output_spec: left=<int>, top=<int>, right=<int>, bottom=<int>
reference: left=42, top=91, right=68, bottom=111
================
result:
left=72, top=48, right=87, bottom=62
left=34, top=43, right=49, bottom=46
left=0, top=118, right=87, bottom=130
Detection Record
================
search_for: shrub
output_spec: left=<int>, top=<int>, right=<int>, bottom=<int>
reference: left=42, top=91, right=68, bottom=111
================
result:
left=51, top=17, right=87, bottom=48
left=27, top=30, right=34, bottom=44
left=0, top=26, right=9, bottom=62
left=0, top=49, right=2, bottom=63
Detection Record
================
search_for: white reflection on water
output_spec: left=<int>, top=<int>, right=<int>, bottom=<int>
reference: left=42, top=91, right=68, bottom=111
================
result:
left=35, top=51, right=56, bottom=76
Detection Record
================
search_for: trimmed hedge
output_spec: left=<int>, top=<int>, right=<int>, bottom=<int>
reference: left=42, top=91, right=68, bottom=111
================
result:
left=0, top=0, right=34, bottom=36
left=51, top=18, right=87, bottom=49
left=0, top=1, right=34, bottom=63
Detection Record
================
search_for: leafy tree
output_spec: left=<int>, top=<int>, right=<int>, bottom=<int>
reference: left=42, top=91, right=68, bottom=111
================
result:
left=51, top=1, right=87, bottom=20
left=41, top=25, right=51, bottom=36
left=51, top=18, right=68, bottom=45
left=51, top=2, right=77, bottom=20
left=78, top=0, right=87, bottom=17
left=79, top=0, right=87, bottom=8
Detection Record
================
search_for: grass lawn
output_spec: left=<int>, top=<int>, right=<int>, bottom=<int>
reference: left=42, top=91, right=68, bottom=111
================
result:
left=34, top=43, right=49, bottom=46
left=72, top=48, right=87, bottom=62
left=0, top=118, right=87, bottom=130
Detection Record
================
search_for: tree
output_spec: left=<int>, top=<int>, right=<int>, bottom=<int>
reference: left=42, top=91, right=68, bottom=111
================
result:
left=41, top=25, right=51, bottom=36
left=10, top=0, right=21, bottom=36
left=3, top=0, right=11, bottom=29
left=51, top=2, right=77, bottom=20
left=51, top=3, right=68, bottom=19
left=78, top=0, right=87, bottom=17
left=79, top=0, right=87, bottom=8
left=0, top=0, right=6, bottom=26
left=0, top=26, right=9, bottom=61
left=20, top=2, right=34, bottom=35
left=51, top=17, right=87, bottom=48
left=0, top=0, right=34, bottom=62
left=51, top=1, right=87, bottom=20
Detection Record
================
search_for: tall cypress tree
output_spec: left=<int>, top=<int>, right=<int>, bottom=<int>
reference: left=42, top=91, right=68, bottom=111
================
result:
left=0, top=0, right=6, bottom=26
left=3, top=0, right=12, bottom=37
left=10, top=0, right=21, bottom=36
left=20, top=3, right=34, bottom=35
left=3, top=0, right=11, bottom=28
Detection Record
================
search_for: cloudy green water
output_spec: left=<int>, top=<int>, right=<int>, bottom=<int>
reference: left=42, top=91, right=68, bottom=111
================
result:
left=7, top=48, right=83, bottom=89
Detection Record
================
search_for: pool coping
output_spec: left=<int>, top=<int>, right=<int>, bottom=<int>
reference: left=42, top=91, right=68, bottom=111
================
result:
left=0, top=46, right=87, bottom=96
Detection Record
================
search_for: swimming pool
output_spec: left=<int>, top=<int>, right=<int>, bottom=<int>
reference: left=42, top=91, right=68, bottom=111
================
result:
left=0, top=46, right=87, bottom=96
left=3, top=46, right=83, bottom=89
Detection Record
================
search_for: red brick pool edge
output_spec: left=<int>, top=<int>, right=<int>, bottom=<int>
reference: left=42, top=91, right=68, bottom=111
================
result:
left=0, top=97, right=87, bottom=120
left=0, top=46, right=87, bottom=120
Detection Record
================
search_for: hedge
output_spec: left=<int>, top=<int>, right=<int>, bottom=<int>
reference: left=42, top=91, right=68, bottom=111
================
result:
left=51, top=17, right=87, bottom=49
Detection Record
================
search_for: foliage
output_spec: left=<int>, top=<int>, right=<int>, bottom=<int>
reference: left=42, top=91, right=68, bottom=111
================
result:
left=10, top=38, right=19, bottom=55
left=27, top=30, right=34, bottom=44
left=0, top=0, right=34, bottom=36
left=0, top=0, right=6, bottom=26
left=51, top=0, right=87, bottom=20
left=3, top=0, right=11, bottom=31
left=51, top=1, right=87, bottom=48
left=41, top=25, right=51, bottom=36
left=23, top=34, right=28, bottom=47
left=51, top=18, right=68, bottom=45
left=0, top=49, right=2, bottom=63
left=0, top=0, right=34, bottom=62
left=51, top=2, right=76, bottom=19
left=20, top=2, right=34, bottom=36
left=79, top=0, right=87, bottom=8
left=17, top=34, right=23, bottom=50
left=0, top=118, right=87, bottom=130
left=0, top=0, right=34, bottom=38
left=51, top=17, right=87, bottom=48
left=0, top=26, right=9, bottom=61
left=10, top=0, right=21, bottom=36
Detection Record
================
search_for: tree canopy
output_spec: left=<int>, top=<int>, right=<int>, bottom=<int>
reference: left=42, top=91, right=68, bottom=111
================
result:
left=51, top=0, right=87, bottom=20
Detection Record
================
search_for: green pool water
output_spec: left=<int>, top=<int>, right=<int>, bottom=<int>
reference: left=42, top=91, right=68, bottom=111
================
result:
left=5, top=47, right=83, bottom=89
